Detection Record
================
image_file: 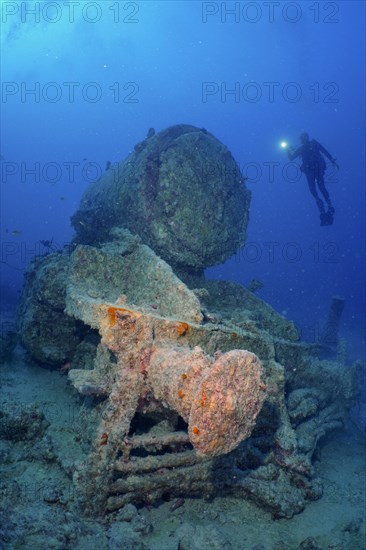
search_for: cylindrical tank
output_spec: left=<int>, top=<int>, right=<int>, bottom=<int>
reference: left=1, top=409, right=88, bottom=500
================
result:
left=71, top=124, right=251, bottom=272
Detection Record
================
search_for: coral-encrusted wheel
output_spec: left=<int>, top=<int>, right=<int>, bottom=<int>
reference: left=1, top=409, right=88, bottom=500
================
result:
left=189, top=350, right=266, bottom=457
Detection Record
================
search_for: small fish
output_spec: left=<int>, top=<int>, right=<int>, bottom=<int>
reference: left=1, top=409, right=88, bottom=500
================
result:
left=59, top=196, right=65, bottom=201
left=170, top=497, right=185, bottom=512
left=100, top=432, right=109, bottom=446
left=11, top=230, right=22, bottom=237
left=60, top=362, right=71, bottom=372
left=248, top=279, right=264, bottom=293
left=40, top=239, right=53, bottom=248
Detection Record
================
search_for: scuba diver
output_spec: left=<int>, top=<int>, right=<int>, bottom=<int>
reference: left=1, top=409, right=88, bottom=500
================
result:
left=287, top=133, right=339, bottom=226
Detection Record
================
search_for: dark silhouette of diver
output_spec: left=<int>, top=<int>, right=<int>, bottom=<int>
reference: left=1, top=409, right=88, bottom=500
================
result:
left=287, top=132, right=339, bottom=226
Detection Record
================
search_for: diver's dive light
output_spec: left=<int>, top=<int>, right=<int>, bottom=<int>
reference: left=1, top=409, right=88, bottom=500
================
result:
left=280, top=141, right=288, bottom=149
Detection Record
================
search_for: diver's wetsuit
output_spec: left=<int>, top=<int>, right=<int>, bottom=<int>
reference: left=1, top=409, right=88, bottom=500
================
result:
left=288, top=139, right=335, bottom=220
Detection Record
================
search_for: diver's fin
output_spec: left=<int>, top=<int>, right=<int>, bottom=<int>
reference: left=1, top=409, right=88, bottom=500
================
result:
left=320, top=210, right=334, bottom=226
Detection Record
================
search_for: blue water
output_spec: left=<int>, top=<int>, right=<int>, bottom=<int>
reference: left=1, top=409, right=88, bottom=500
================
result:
left=1, top=0, right=365, bottom=363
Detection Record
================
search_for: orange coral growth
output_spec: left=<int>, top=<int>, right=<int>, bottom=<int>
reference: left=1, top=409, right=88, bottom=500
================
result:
left=192, top=427, right=200, bottom=435
left=178, top=389, right=185, bottom=399
left=176, top=322, right=190, bottom=336
left=231, top=332, right=238, bottom=339
left=181, top=373, right=188, bottom=380
left=200, top=389, right=207, bottom=407
left=107, top=307, right=117, bottom=327
left=105, top=305, right=137, bottom=327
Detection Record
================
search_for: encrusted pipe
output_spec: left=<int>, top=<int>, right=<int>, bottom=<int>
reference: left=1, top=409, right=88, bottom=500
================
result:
left=319, top=296, right=345, bottom=349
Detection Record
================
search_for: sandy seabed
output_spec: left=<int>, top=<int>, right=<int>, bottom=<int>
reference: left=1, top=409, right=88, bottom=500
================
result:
left=1, top=352, right=365, bottom=550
